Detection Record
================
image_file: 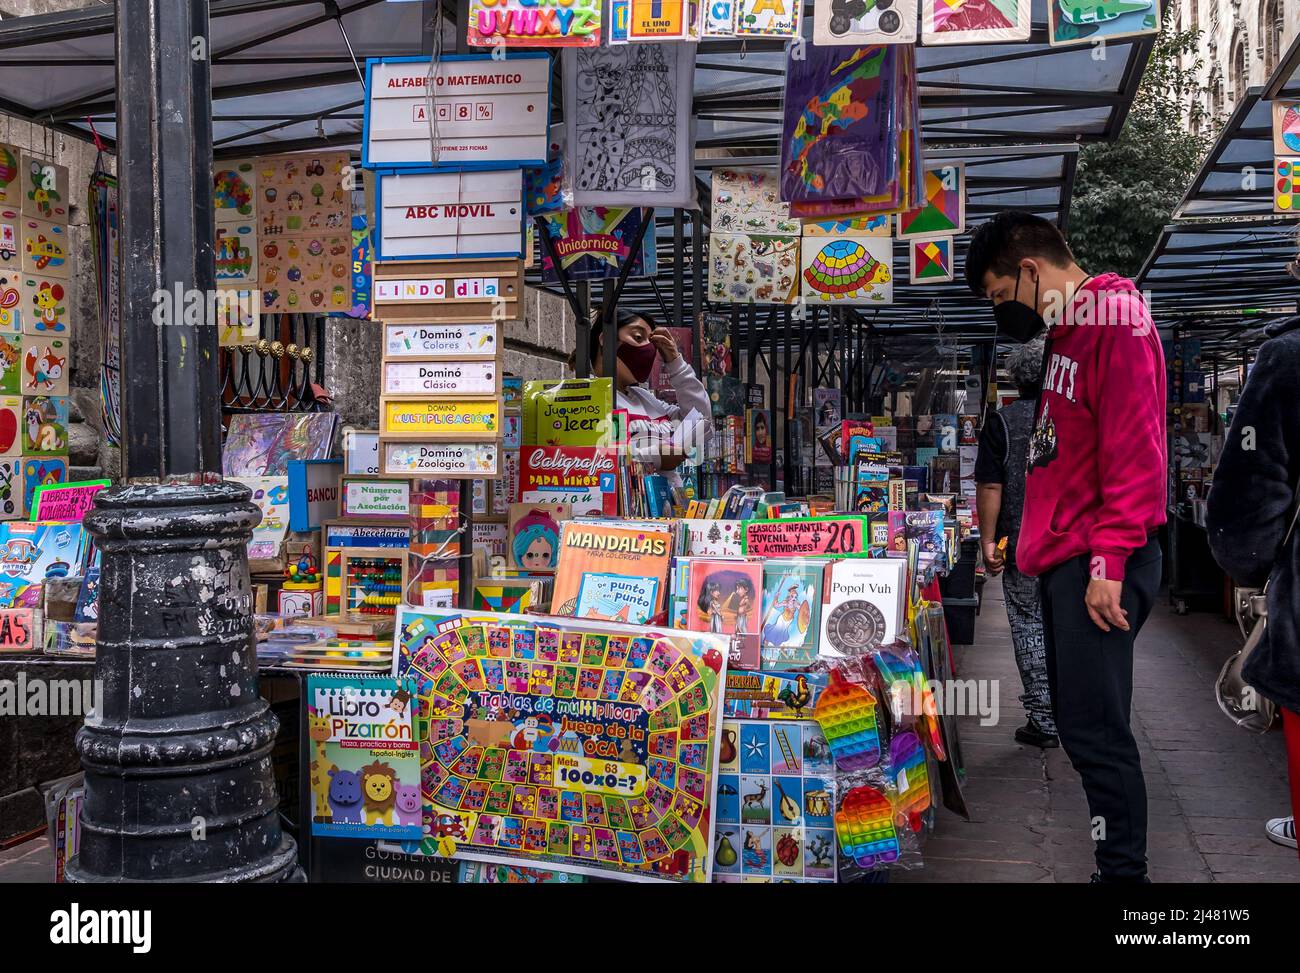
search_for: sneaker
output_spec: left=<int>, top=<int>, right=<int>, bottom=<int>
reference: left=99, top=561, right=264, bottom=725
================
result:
left=1014, top=721, right=1060, bottom=749
left=1265, top=816, right=1297, bottom=849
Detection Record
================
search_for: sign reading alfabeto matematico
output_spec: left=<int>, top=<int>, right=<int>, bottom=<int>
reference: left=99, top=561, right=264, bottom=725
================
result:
left=364, top=54, right=551, bottom=169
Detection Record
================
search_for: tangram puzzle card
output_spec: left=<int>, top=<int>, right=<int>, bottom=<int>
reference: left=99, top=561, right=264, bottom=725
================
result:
left=909, top=236, right=954, bottom=285
left=896, top=162, right=965, bottom=239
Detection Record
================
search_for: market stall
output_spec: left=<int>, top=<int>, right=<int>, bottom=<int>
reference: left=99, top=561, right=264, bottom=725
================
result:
left=0, top=0, right=1161, bottom=884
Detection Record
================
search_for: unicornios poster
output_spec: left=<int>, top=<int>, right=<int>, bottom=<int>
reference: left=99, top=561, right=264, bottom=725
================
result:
left=779, top=45, right=899, bottom=207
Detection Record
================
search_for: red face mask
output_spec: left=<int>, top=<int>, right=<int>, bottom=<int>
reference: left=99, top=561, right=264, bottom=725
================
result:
left=617, top=340, right=658, bottom=384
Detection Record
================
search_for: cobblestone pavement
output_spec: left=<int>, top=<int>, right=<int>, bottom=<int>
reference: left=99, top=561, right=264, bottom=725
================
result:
left=897, top=576, right=1299, bottom=883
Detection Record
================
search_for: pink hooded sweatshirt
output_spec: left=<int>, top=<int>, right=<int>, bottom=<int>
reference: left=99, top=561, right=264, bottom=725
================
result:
left=1017, top=273, right=1167, bottom=581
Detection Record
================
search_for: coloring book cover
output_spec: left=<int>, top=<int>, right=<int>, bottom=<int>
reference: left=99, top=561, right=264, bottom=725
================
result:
left=552, top=521, right=674, bottom=618
left=759, top=559, right=824, bottom=669
left=575, top=572, right=661, bottom=624
left=307, top=674, right=422, bottom=841
left=714, top=717, right=837, bottom=882
left=392, top=607, right=728, bottom=882
left=0, top=520, right=88, bottom=607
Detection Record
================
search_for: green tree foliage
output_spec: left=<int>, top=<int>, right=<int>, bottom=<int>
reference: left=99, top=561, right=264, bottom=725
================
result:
left=1069, top=23, right=1216, bottom=277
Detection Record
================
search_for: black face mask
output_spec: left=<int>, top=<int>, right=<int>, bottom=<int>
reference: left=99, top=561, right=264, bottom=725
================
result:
left=992, top=268, right=1046, bottom=344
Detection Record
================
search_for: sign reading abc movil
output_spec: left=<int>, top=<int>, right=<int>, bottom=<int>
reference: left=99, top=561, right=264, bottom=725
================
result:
left=383, top=322, right=498, bottom=360
left=382, top=440, right=500, bottom=477
left=376, top=169, right=524, bottom=260
left=363, top=53, right=551, bottom=169
left=383, top=360, right=498, bottom=396
left=381, top=397, right=501, bottom=439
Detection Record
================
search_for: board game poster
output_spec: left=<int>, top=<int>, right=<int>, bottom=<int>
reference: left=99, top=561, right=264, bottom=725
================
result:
left=391, top=607, right=728, bottom=882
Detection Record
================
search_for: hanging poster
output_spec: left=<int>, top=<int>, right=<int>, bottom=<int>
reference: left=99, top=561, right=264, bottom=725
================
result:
left=710, top=167, right=798, bottom=235
left=802, top=213, right=891, bottom=237
left=0, top=144, right=20, bottom=208
left=714, top=717, right=837, bottom=882
left=1273, top=101, right=1300, bottom=155
left=259, top=231, right=354, bottom=314
left=1047, top=0, right=1158, bottom=47
left=734, top=0, right=800, bottom=37
left=1275, top=158, right=1300, bottom=214
left=21, top=218, right=70, bottom=279
left=466, top=0, right=602, bottom=48
left=625, top=0, right=694, bottom=39
left=392, top=607, right=728, bottom=882
left=813, top=0, right=917, bottom=44
left=21, top=337, right=68, bottom=396
left=22, top=274, right=68, bottom=336
left=565, top=44, right=697, bottom=208
left=800, top=235, right=893, bottom=304
left=364, top=55, right=552, bottom=168
left=708, top=233, right=799, bottom=304
left=21, top=157, right=69, bottom=222
left=780, top=45, right=899, bottom=206
left=909, top=236, right=954, bottom=284
left=896, top=162, right=965, bottom=239
left=213, top=159, right=256, bottom=224
left=375, top=169, right=524, bottom=261
left=921, top=0, right=1031, bottom=44
left=539, top=207, right=657, bottom=283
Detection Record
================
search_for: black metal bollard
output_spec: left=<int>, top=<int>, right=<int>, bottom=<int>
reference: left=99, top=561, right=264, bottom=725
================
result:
left=66, top=481, right=299, bottom=882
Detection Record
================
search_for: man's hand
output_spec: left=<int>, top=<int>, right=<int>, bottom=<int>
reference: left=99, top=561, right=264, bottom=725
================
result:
left=1085, top=578, right=1129, bottom=632
left=649, top=327, right=681, bottom=363
left=982, top=540, right=1004, bottom=576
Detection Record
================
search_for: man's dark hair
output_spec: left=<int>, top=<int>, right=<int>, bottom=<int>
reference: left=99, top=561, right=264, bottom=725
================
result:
left=964, top=211, right=1075, bottom=297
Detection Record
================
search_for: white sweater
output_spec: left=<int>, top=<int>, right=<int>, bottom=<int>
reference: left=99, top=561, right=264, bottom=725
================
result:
left=616, top=356, right=713, bottom=486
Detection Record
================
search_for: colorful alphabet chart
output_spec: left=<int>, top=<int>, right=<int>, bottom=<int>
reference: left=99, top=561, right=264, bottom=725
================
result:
left=392, top=607, right=728, bottom=882
left=714, top=718, right=837, bottom=883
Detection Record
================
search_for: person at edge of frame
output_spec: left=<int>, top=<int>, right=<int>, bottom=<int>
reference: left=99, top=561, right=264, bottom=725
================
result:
left=975, top=337, right=1059, bottom=750
left=578, top=309, right=712, bottom=492
left=1204, top=303, right=1300, bottom=860
left=965, top=211, right=1167, bottom=885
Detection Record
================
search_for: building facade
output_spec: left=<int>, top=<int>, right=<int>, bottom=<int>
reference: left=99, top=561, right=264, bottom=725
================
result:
left=1170, top=0, right=1298, bottom=132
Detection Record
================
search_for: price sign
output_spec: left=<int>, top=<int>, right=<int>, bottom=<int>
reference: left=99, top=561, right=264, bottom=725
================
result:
left=742, top=515, right=872, bottom=558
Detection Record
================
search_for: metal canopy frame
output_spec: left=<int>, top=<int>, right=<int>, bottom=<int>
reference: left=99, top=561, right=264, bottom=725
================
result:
left=1174, top=33, right=1300, bottom=220
left=0, top=0, right=1151, bottom=157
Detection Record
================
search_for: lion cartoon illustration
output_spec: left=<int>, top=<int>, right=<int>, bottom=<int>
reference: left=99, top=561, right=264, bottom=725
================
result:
left=359, top=760, right=398, bottom=826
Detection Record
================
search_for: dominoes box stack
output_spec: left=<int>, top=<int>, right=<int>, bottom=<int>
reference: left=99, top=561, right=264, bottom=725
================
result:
left=0, top=144, right=73, bottom=518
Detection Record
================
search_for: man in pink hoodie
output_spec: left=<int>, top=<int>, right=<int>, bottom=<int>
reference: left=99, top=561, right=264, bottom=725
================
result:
left=966, top=212, right=1166, bottom=884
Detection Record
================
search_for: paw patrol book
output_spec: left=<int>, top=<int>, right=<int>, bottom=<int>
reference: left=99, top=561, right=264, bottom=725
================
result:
left=307, top=673, right=422, bottom=841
